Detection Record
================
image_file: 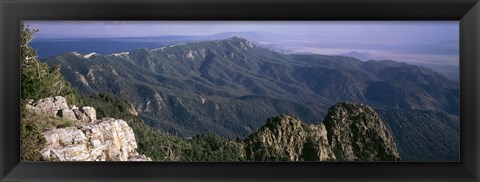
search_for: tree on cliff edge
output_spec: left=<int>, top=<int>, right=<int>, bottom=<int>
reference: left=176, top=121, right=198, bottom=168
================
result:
left=20, top=22, right=84, bottom=160
left=20, top=22, right=47, bottom=161
left=20, top=22, right=79, bottom=104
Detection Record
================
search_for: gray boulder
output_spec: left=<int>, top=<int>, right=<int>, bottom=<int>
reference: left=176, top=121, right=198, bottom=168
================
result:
left=25, top=96, right=69, bottom=117
left=81, top=106, right=96, bottom=122
left=57, top=109, right=77, bottom=121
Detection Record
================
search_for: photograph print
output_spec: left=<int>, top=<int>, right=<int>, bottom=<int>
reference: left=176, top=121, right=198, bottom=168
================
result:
left=20, top=21, right=459, bottom=162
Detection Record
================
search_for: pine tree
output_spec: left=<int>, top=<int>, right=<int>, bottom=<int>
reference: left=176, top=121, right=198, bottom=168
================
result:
left=20, top=22, right=47, bottom=161
left=20, top=23, right=81, bottom=104
left=20, top=22, right=83, bottom=160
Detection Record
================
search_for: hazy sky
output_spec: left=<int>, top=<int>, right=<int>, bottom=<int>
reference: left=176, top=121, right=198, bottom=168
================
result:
left=24, top=21, right=459, bottom=66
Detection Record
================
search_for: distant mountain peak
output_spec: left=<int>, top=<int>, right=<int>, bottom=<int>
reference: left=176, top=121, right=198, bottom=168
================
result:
left=71, top=52, right=81, bottom=57
left=337, top=51, right=376, bottom=61
left=59, top=51, right=86, bottom=58
left=83, top=52, right=98, bottom=59
left=228, top=36, right=246, bottom=40
left=212, top=31, right=290, bottom=43
left=214, top=31, right=264, bottom=36
left=223, top=36, right=256, bottom=50
left=109, top=52, right=129, bottom=57
left=223, top=36, right=249, bottom=42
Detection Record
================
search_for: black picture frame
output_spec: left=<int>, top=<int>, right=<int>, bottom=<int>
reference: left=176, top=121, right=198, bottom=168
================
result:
left=1, top=0, right=479, bottom=181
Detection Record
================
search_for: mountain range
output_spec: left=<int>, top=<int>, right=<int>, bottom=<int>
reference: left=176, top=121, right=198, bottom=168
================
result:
left=336, top=51, right=459, bottom=80
left=31, top=31, right=287, bottom=59
left=41, top=36, right=459, bottom=161
left=32, top=31, right=458, bottom=80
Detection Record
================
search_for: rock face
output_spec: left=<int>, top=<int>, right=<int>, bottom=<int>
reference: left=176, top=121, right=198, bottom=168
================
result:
left=58, top=108, right=77, bottom=121
left=302, top=124, right=336, bottom=161
left=244, top=115, right=335, bottom=161
left=323, top=103, right=400, bottom=161
left=41, top=118, right=151, bottom=161
left=80, top=106, right=97, bottom=122
left=26, top=96, right=151, bottom=161
left=243, top=102, right=400, bottom=161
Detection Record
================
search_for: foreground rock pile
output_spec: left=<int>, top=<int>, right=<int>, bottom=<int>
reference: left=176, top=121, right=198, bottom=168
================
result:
left=25, top=96, right=151, bottom=161
left=41, top=118, right=151, bottom=161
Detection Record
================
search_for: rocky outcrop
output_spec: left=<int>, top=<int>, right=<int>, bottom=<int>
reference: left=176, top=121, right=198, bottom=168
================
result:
left=26, top=96, right=69, bottom=117
left=323, top=103, right=400, bottom=161
left=41, top=118, right=151, bottom=161
left=26, top=96, right=151, bottom=161
left=26, top=97, right=96, bottom=122
left=243, top=102, right=400, bottom=161
left=244, top=115, right=335, bottom=161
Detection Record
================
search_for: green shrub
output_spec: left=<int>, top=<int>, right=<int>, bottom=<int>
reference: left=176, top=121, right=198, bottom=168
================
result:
left=20, top=110, right=46, bottom=161
left=54, top=118, right=76, bottom=128
left=181, top=133, right=245, bottom=161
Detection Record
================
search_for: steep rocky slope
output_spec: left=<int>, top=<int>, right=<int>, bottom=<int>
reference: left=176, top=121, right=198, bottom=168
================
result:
left=25, top=96, right=151, bottom=161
